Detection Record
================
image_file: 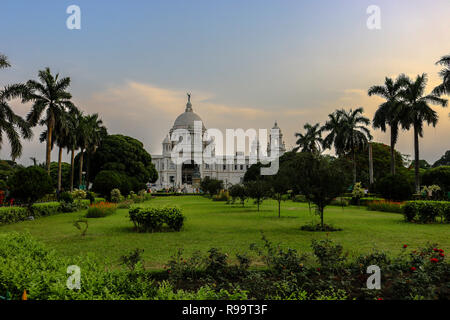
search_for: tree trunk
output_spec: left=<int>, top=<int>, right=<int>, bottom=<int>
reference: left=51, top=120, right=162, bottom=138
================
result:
left=86, top=152, right=91, bottom=187
left=46, top=122, right=53, bottom=175
left=57, top=146, right=63, bottom=192
left=390, top=127, right=396, bottom=175
left=79, top=150, right=84, bottom=188
left=414, top=125, right=420, bottom=193
left=278, top=198, right=281, bottom=218
left=352, top=148, right=357, bottom=185
left=70, top=149, right=75, bottom=192
left=320, top=206, right=324, bottom=230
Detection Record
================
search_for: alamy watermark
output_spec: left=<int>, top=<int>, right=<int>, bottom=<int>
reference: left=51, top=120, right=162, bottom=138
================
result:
left=169, top=121, right=281, bottom=175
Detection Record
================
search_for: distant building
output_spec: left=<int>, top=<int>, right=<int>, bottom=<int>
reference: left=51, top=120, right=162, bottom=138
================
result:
left=151, top=95, right=285, bottom=192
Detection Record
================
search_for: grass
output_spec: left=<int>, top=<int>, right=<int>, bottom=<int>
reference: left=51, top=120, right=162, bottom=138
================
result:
left=0, top=196, right=449, bottom=270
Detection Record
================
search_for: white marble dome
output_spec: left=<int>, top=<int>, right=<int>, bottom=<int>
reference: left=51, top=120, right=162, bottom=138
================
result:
left=171, top=96, right=206, bottom=132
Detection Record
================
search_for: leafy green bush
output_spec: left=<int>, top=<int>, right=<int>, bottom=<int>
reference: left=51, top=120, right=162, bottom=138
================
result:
left=59, top=192, right=73, bottom=203
left=86, top=202, right=117, bottom=218
left=403, top=201, right=450, bottom=223
left=92, top=170, right=123, bottom=197
left=129, top=206, right=185, bottom=232
left=376, top=173, right=414, bottom=201
left=7, top=166, right=53, bottom=211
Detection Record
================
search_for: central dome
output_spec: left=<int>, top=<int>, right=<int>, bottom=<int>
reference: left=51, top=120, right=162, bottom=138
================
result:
left=171, top=94, right=206, bottom=132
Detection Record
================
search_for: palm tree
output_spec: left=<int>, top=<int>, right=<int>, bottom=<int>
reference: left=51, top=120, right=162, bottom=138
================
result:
left=23, top=67, right=75, bottom=174
left=0, top=54, right=11, bottom=69
left=433, top=55, right=450, bottom=97
left=66, top=109, right=81, bottom=191
left=294, top=123, right=323, bottom=154
left=77, top=113, right=107, bottom=188
left=0, top=54, right=33, bottom=159
left=368, top=75, right=407, bottom=175
left=40, top=110, right=74, bottom=192
left=399, top=74, right=448, bottom=193
left=323, top=108, right=373, bottom=184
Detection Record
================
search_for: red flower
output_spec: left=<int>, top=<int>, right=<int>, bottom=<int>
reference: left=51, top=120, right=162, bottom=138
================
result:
left=403, top=244, right=408, bottom=248
left=439, top=249, right=444, bottom=253
left=316, top=268, right=321, bottom=271
left=439, top=253, right=444, bottom=257
left=410, top=267, right=416, bottom=271
left=433, top=248, right=439, bottom=252
left=377, top=298, right=383, bottom=300
left=430, top=258, right=438, bottom=263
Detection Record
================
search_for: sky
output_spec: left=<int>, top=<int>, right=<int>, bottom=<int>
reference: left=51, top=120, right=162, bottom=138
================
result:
left=1, top=0, right=449, bottom=165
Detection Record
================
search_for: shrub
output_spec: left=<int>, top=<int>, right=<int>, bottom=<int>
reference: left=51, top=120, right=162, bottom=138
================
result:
left=7, top=166, right=53, bottom=212
left=59, top=192, right=73, bottom=203
left=212, top=190, right=230, bottom=202
left=86, top=202, right=117, bottom=218
left=111, top=188, right=122, bottom=203
left=72, top=189, right=87, bottom=201
left=86, top=191, right=95, bottom=205
left=402, top=201, right=450, bottom=223
left=129, top=206, right=185, bottom=232
left=367, top=200, right=404, bottom=213
left=376, top=173, right=414, bottom=201
left=293, top=194, right=308, bottom=202
left=92, top=170, right=122, bottom=197
left=330, top=198, right=349, bottom=207
left=422, top=166, right=450, bottom=195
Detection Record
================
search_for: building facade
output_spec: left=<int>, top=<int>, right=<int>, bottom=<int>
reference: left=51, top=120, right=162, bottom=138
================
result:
left=151, top=95, right=285, bottom=192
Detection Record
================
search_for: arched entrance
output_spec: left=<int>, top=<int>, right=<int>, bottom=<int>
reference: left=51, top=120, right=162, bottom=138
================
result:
left=182, top=160, right=200, bottom=185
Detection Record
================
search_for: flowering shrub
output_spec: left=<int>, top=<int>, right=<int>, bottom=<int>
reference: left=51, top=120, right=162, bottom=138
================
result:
left=110, top=188, right=122, bottom=203
left=129, top=206, right=185, bottom=232
left=367, top=200, right=404, bottom=213
left=212, top=190, right=230, bottom=202
left=71, top=189, right=87, bottom=201
left=86, top=202, right=117, bottom=218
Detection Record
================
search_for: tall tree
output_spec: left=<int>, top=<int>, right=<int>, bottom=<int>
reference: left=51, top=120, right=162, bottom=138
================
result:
left=77, top=113, right=107, bottom=188
left=66, top=109, right=81, bottom=191
left=323, top=108, right=372, bottom=184
left=368, top=75, right=407, bottom=175
left=40, top=109, right=75, bottom=192
left=23, top=67, right=75, bottom=174
left=433, top=55, right=450, bottom=98
left=0, top=53, right=33, bottom=159
left=399, top=74, right=448, bottom=193
left=294, top=122, right=323, bottom=154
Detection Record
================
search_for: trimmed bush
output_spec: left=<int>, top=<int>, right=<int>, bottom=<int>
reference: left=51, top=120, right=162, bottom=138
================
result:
left=129, top=206, right=185, bottom=232
left=403, top=201, right=450, bottom=223
left=86, top=202, right=117, bottom=218
left=0, top=202, right=62, bottom=224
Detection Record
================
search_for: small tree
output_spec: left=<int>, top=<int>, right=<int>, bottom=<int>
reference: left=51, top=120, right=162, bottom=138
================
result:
left=269, top=169, right=290, bottom=218
left=292, top=154, right=350, bottom=230
left=200, top=177, right=223, bottom=196
left=245, top=180, right=269, bottom=212
left=352, top=182, right=365, bottom=207
left=229, top=184, right=247, bottom=206
left=8, top=166, right=53, bottom=214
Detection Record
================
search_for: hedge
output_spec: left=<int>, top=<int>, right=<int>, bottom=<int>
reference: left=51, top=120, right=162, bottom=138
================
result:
left=129, top=206, right=185, bottom=232
left=0, top=199, right=103, bottom=225
left=403, top=201, right=450, bottom=223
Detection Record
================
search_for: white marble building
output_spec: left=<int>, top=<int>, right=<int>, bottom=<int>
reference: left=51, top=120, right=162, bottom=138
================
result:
left=151, top=95, right=286, bottom=192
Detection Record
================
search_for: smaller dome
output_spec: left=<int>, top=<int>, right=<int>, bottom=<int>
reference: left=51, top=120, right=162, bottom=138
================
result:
left=163, top=135, right=170, bottom=144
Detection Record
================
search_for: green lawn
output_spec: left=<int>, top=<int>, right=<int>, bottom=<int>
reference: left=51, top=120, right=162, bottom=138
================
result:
left=1, top=196, right=449, bottom=269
